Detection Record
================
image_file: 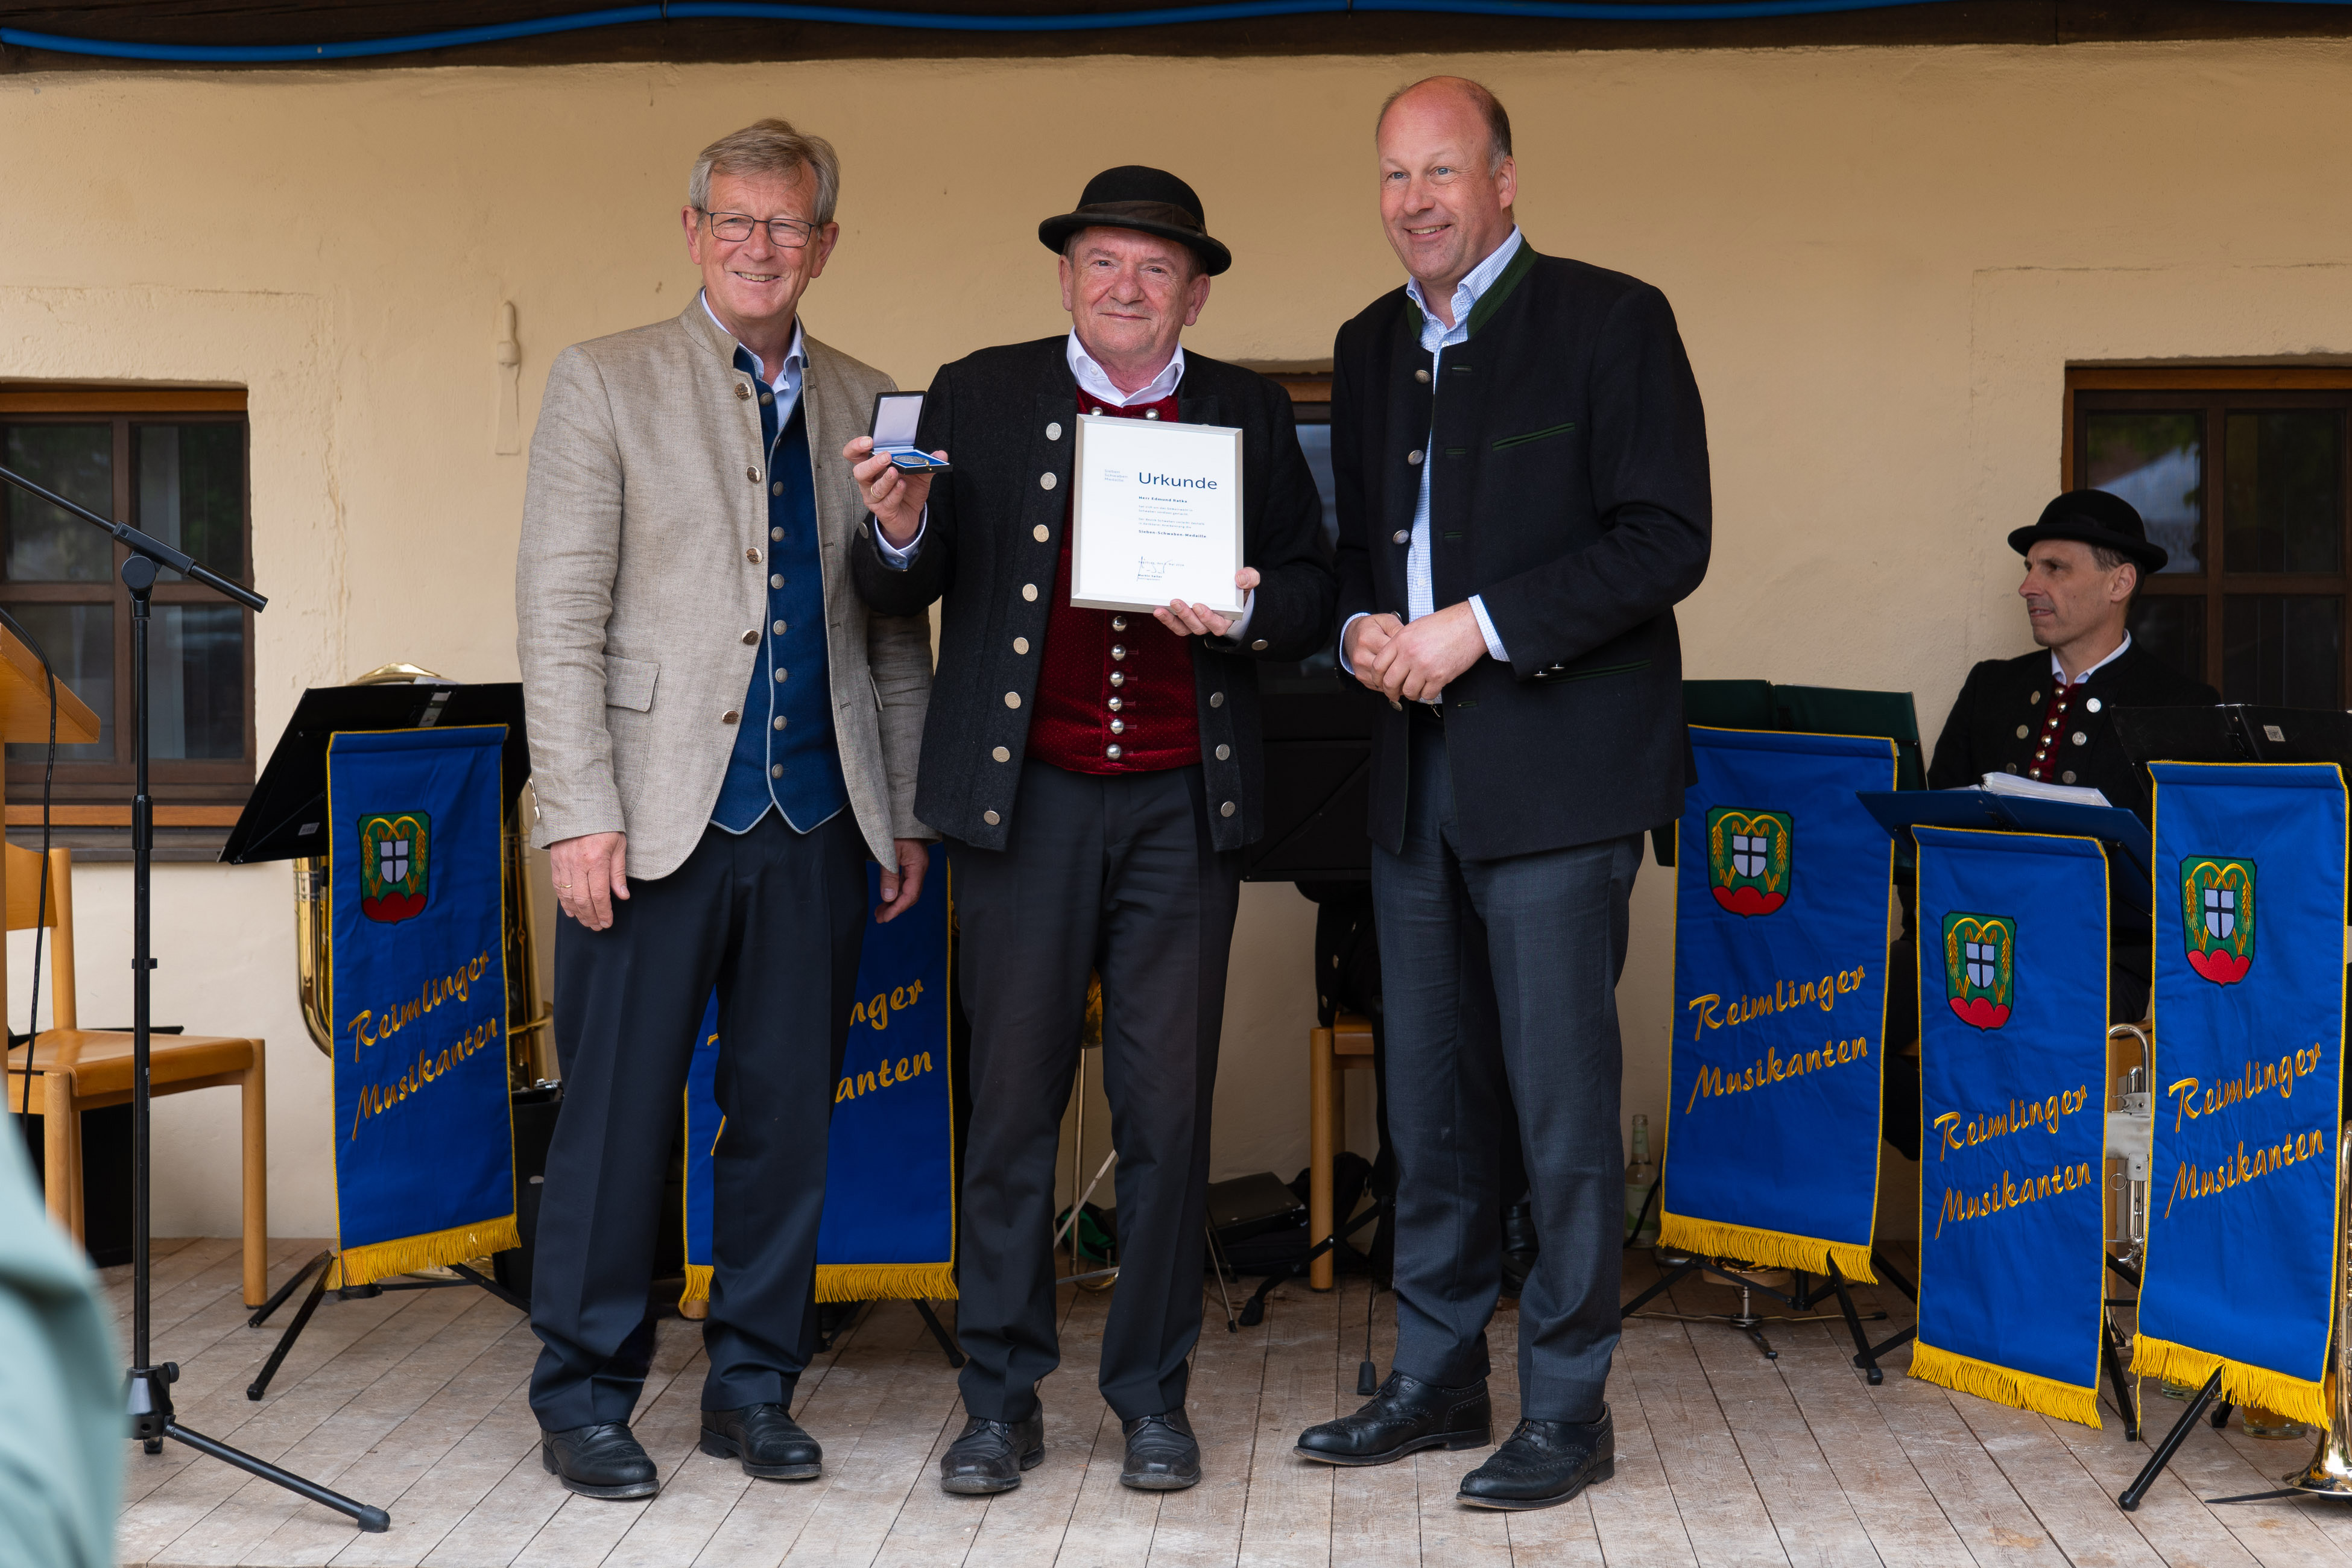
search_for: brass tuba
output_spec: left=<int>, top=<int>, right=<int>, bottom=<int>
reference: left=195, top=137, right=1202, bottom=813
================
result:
left=2283, top=1118, right=2352, bottom=1494
left=292, top=662, right=553, bottom=1087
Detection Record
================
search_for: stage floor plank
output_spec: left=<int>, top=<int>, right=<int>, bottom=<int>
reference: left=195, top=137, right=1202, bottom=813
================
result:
left=107, top=1243, right=2352, bottom=1567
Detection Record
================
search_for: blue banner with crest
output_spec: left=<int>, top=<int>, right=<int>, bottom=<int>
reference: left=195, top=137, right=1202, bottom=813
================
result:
left=683, top=858, right=955, bottom=1304
left=327, top=725, right=516, bottom=1286
left=1911, top=826, right=2109, bottom=1426
left=2134, top=762, right=2347, bottom=1427
left=1661, top=727, right=1895, bottom=1281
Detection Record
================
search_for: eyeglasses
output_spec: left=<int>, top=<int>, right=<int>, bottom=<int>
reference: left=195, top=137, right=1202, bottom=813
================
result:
left=699, top=209, right=820, bottom=248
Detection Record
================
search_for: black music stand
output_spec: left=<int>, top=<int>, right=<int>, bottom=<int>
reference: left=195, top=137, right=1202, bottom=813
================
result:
left=222, top=680, right=531, bottom=865
left=0, top=464, right=391, bottom=1532
left=223, top=683, right=533, bottom=1400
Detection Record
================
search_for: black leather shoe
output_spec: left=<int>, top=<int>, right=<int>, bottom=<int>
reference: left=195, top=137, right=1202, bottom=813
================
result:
left=1120, top=1409, right=1201, bottom=1491
left=699, top=1403, right=822, bottom=1481
left=1294, top=1371, right=1491, bottom=1466
left=940, top=1407, right=1046, bottom=1495
left=1458, top=1408, right=1615, bottom=1510
left=541, top=1421, right=659, bottom=1500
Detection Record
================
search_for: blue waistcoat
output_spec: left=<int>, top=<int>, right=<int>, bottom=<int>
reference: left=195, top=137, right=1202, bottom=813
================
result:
left=710, top=355, right=849, bottom=835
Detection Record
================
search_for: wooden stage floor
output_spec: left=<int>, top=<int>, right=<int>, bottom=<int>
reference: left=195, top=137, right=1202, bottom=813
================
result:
left=112, top=1235, right=2352, bottom=1567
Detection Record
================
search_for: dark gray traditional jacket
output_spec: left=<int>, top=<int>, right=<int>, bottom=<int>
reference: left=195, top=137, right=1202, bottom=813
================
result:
left=850, top=337, right=1336, bottom=852
left=1332, top=243, right=1713, bottom=861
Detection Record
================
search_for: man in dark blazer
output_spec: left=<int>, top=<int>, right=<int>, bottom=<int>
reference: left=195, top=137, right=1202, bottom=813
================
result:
left=1292, top=78, right=1710, bottom=1511
left=1924, top=488, right=2218, bottom=1019
left=1927, top=489, right=2216, bottom=809
left=844, top=166, right=1335, bottom=1496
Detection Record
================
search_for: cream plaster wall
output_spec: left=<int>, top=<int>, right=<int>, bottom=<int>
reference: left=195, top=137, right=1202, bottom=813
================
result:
left=4, top=37, right=2349, bottom=1238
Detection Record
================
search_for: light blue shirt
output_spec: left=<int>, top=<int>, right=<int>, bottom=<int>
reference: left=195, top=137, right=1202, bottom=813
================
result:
left=1341, top=226, right=1523, bottom=681
left=703, top=292, right=804, bottom=424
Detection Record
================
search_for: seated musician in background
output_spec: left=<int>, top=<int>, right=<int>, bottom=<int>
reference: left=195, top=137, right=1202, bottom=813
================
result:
left=1885, top=489, right=2218, bottom=1157
left=1926, top=488, right=2214, bottom=806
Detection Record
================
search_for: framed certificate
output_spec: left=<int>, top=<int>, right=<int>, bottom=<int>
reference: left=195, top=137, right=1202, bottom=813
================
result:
left=1070, top=414, right=1245, bottom=616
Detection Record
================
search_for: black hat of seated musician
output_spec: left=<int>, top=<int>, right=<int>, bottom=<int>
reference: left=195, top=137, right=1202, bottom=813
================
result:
left=1038, top=165, right=1233, bottom=277
left=2008, top=488, right=2169, bottom=575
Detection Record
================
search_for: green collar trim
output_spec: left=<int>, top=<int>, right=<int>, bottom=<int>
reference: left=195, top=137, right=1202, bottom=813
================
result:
left=1464, top=241, right=1537, bottom=339
left=1397, top=241, right=1538, bottom=348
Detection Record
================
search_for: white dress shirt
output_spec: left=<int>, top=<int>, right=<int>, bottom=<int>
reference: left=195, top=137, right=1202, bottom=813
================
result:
left=2053, top=631, right=2132, bottom=686
left=1070, top=331, right=1184, bottom=408
left=1340, top=227, right=1523, bottom=681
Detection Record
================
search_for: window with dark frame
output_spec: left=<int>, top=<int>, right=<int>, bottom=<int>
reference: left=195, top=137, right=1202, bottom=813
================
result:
left=0, top=389, right=256, bottom=815
left=2070, top=368, right=2352, bottom=710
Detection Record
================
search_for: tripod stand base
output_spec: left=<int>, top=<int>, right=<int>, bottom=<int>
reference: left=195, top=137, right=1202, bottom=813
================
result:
left=165, top=1423, right=389, bottom=1532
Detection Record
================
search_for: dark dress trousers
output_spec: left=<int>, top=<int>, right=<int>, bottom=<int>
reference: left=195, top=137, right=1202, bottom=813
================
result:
left=1332, top=245, right=1710, bottom=1422
left=517, top=312, right=930, bottom=1435
left=851, top=337, right=1334, bottom=1423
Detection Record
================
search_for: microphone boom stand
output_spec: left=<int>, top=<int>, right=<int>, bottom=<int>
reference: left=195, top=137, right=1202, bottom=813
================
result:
left=0, top=464, right=389, bottom=1533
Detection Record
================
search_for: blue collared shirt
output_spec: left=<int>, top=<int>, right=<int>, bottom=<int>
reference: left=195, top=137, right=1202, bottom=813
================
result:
left=1341, top=226, right=1523, bottom=680
left=703, top=291, right=805, bottom=425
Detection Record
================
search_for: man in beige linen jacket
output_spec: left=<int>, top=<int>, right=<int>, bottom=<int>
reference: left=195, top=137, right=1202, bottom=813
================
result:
left=515, top=118, right=931, bottom=1502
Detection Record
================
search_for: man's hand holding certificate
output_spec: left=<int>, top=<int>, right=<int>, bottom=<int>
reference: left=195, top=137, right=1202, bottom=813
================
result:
left=1072, top=413, right=1246, bottom=616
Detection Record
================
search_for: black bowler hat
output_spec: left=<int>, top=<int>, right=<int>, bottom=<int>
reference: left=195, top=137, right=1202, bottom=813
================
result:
left=1037, top=165, right=1231, bottom=277
left=2008, top=488, right=2169, bottom=575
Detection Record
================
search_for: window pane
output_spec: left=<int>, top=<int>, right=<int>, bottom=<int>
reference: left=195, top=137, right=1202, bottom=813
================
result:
left=2, top=603, right=113, bottom=761
left=2, top=425, right=115, bottom=583
left=1292, top=417, right=1339, bottom=555
left=136, top=425, right=246, bottom=583
left=2224, top=412, right=2341, bottom=574
left=147, top=603, right=245, bottom=760
left=2087, top=411, right=2203, bottom=574
left=2128, top=595, right=2207, bottom=688
left=2224, top=593, right=2342, bottom=708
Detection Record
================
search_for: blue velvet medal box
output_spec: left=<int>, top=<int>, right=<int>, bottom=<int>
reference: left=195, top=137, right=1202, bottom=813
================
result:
left=871, top=391, right=950, bottom=473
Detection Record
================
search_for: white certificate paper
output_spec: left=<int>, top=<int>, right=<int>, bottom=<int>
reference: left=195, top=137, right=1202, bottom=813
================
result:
left=1070, top=414, right=1245, bottom=615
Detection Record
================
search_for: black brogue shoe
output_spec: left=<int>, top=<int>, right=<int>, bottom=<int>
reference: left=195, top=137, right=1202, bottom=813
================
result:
left=1119, top=1409, right=1201, bottom=1491
left=699, top=1403, right=822, bottom=1481
left=940, top=1406, right=1046, bottom=1495
left=1458, top=1407, right=1616, bottom=1510
left=1294, top=1371, right=1491, bottom=1467
left=541, top=1421, right=659, bottom=1500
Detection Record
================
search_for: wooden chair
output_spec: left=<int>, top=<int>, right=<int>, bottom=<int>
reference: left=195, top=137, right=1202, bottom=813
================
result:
left=2, top=841, right=268, bottom=1306
left=1307, top=1011, right=1376, bottom=1291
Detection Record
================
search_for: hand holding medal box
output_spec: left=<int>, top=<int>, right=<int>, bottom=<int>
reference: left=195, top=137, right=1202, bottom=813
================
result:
left=870, top=391, right=950, bottom=475
left=1070, top=413, right=1244, bottom=615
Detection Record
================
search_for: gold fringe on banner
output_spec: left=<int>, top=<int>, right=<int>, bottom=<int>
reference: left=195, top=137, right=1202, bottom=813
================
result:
left=1658, top=1210, right=1876, bottom=1285
left=332, top=1214, right=521, bottom=1289
left=816, top=1262, right=958, bottom=1304
left=680, top=1262, right=955, bottom=1306
left=2132, top=1333, right=2330, bottom=1429
left=1911, top=1339, right=2101, bottom=1427
left=680, top=1263, right=715, bottom=1307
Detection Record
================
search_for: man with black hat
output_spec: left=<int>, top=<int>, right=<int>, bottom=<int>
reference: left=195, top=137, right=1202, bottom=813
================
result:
left=1921, top=488, right=2218, bottom=1025
left=1927, top=489, right=2216, bottom=812
left=842, top=166, right=1335, bottom=1496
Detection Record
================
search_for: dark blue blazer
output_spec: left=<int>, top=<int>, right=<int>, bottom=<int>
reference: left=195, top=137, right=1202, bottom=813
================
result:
left=1332, top=243, right=1713, bottom=860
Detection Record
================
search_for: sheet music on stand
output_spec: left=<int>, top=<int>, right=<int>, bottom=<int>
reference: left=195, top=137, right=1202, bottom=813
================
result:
left=1854, top=788, right=2154, bottom=906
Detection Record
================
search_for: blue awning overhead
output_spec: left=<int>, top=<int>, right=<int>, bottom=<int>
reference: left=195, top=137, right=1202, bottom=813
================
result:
left=0, top=0, right=2342, bottom=65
